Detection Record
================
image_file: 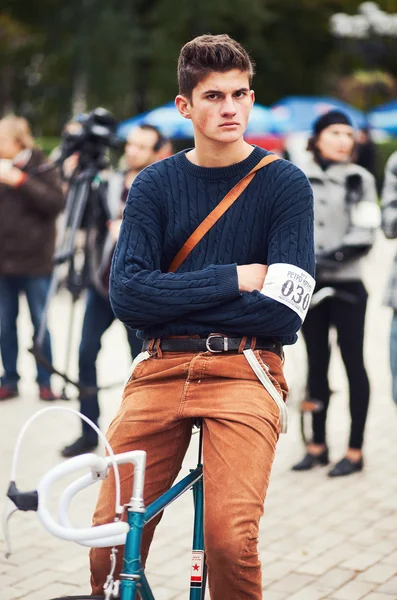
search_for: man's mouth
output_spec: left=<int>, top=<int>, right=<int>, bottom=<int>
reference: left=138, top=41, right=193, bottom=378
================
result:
left=219, top=122, right=239, bottom=127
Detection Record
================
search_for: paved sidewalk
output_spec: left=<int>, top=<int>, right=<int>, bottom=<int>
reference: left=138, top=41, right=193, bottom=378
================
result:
left=1, top=234, right=397, bottom=600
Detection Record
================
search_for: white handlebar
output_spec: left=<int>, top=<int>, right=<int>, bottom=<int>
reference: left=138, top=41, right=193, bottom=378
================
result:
left=37, top=451, right=146, bottom=548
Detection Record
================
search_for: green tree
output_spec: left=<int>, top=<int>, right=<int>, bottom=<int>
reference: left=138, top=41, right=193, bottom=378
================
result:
left=1, top=0, right=397, bottom=134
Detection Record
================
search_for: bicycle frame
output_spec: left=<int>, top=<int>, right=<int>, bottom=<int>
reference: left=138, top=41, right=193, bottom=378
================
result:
left=4, top=409, right=207, bottom=600
left=119, top=429, right=205, bottom=600
left=120, top=466, right=204, bottom=600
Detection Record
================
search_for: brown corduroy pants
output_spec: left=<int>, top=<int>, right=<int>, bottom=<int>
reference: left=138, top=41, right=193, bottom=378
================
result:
left=90, top=347, right=287, bottom=600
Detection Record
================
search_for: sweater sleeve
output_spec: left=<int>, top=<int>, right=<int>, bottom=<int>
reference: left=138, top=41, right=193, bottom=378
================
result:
left=109, top=169, right=241, bottom=329
left=182, top=165, right=315, bottom=337
left=19, top=161, right=65, bottom=217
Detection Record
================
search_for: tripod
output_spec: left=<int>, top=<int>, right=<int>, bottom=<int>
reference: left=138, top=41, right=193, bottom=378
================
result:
left=32, top=152, right=111, bottom=400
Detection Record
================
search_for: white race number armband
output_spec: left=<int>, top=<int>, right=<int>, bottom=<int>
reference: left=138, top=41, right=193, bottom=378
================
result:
left=260, top=263, right=315, bottom=321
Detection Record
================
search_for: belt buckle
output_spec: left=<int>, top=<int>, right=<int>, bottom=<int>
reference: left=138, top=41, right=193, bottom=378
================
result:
left=205, top=334, right=228, bottom=353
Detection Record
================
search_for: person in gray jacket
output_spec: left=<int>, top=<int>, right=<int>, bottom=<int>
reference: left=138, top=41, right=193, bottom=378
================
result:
left=381, top=151, right=397, bottom=407
left=292, top=110, right=380, bottom=477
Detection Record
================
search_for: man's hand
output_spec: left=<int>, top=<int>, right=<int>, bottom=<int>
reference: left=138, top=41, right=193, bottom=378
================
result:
left=62, top=153, right=79, bottom=179
left=237, top=264, right=268, bottom=292
left=107, top=219, right=122, bottom=243
left=0, top=166, right=26, bottom=187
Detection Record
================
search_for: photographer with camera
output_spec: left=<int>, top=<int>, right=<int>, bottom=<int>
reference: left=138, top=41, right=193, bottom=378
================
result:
left=0, top=115, right=65, bottom=402
left=61, top=123, right=171, bottom=457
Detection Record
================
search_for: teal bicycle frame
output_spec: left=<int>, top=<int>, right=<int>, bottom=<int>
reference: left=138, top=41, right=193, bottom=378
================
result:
left=4, top=412, right=206, bottom=600
left=119, top=428, right=206, bottom=600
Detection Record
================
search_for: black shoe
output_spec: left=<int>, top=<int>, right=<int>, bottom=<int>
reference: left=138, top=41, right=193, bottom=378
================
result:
left=61, top=436, right=98, bottom=458
left=292, top=448, right=329, bottom=471
left=328, top=456, right=363, bottom=477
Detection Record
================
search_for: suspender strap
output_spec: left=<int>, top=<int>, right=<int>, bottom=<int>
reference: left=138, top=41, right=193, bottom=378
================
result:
left=168, top=154, right=280, bottom=273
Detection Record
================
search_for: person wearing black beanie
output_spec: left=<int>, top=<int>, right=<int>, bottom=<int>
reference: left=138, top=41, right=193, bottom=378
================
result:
left=307, top=110, right=353, bottom=167
left=313, top=110, right=352, bottom=136
left=292, top=110, right=380, bottom=477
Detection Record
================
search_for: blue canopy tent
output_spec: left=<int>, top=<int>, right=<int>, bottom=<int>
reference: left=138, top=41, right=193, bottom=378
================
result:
left=117, top=102, right=193, bottom=139
left=368, top=100, right=397, bottom=136
left=270, top=96, right=367, bottom=134
left=117, top=101, right=275, bottom=139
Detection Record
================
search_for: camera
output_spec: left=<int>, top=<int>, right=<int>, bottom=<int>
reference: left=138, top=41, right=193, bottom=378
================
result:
left=60, top=107, right=123, bottom=169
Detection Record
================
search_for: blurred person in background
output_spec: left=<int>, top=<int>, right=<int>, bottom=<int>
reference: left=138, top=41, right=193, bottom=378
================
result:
left=0, top=115, right=64, bottom=401
left=292, top=110, right=380, bottom=477
left=380, top=150, right=397, bottom=408
left=61, top=124, right=171, bottom=457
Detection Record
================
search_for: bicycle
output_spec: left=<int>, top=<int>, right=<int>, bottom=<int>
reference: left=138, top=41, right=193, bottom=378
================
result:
left=298, top=285, right=358, bottom=444
left=3, top=406, right=207, bottom=600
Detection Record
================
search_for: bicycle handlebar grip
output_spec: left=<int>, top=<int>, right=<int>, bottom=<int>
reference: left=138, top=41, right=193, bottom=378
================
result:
left=37, top=453, right=129, bottom=543
left=57, top=473, right=127, bottom=547
left=38, top=450, right=146, bottom=547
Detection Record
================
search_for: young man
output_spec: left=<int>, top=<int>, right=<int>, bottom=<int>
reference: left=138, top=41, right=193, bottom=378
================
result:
left=61, top=125, right=170, bottom=457
left=90, top=34, right=315, bottom=599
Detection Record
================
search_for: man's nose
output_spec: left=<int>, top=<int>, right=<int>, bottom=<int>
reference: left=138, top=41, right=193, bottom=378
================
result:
left=220, top=96, right=237, bottom=116
left=128, top=147, right=138, bottom=157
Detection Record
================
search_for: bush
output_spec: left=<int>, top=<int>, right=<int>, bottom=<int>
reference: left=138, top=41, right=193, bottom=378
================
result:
left=36, top=136, right=61, bottom=156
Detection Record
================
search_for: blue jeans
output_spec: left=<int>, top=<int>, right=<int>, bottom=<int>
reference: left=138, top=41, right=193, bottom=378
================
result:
left=79, top=287, right=142, bottom=443
left=0, top=275, right=53, bottom=387
left=390, top=311, right=397, bottom=406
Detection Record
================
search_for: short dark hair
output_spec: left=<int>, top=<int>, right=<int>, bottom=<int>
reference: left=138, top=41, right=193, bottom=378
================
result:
left=177, top=34, right=255, bottom=101
left=138, top=124, right=167, bottom=152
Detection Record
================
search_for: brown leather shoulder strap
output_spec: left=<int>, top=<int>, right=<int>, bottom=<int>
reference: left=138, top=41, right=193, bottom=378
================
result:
left=168, top=154, right=280, bottom=272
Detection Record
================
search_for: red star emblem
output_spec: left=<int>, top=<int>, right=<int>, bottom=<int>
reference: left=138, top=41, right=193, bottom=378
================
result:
left=193, top=564, right=200, bottom=571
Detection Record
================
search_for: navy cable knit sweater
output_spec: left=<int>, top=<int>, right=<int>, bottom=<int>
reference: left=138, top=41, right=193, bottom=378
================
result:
left=110, top=146, right=315, bottom=345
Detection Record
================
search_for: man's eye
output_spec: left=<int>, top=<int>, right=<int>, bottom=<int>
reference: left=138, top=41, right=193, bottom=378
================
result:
left=235, top=91, right=246, bottom=98
left=207, top=94, right=219, bottom=100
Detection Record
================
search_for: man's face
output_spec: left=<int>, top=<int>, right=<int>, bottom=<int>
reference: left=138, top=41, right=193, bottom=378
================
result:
left=124, top=127, right=160, bottom=171
left=177, top=69, right=254, bottom=145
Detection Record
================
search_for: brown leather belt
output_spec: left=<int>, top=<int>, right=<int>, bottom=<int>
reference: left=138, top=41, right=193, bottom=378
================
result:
left=142, top=335, right=283, bottom=359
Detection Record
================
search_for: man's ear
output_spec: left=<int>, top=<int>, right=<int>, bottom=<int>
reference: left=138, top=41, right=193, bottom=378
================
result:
left=250, top=89, right=255, bottom=105
left=175, top=95, right=192, bottom=120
